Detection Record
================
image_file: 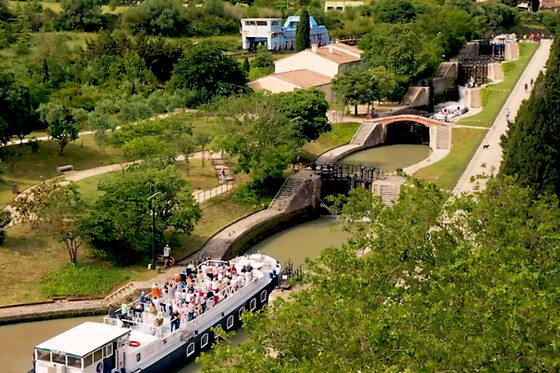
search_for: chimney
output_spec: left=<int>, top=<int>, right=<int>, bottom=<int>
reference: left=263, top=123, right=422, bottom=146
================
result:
left=311, top=44, right=318, bottom=53
left=329, top=44, right=333, bottom=54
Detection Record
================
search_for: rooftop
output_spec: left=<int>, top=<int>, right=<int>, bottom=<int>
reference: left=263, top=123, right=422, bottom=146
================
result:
left=267, top=69, right=332, bottom=88
left=36, top=322, right=129, bottom=357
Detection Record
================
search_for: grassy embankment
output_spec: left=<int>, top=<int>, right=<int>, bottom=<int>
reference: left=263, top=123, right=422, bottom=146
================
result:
left=300, top=122, right=361, bottom=163
left=414, top=42, right=538, bottom=190
left=0, top=119, right=358, bottom=305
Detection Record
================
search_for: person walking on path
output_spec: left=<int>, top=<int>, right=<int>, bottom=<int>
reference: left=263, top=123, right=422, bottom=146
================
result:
left=505, top=108, right=511, bottom=120
left=163, top=244, right=172, bottom=267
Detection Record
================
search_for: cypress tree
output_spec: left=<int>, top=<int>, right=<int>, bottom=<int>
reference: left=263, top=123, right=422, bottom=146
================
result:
left=500, top=35, right=560, bottom=195
left=295, top=10, right=311, bottom=52
left=242, top=57, right=250, bottom=73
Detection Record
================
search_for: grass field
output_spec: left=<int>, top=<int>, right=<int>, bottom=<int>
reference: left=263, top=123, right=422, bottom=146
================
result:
left=300, top=122, right=361, bottom=163
left=457, top=42, right=538, bottom=128
left=414, top=128, right=488, bottom=190
left=8, top=1, right=130, bottom=14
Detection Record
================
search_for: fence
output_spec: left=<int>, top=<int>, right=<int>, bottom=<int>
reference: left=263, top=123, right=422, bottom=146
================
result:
left=194, top=180, right=235, bottom=204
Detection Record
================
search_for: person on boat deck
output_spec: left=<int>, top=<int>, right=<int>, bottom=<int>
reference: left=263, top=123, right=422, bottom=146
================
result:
left=151, top=283, right=161, bottom=298
left=152, top=297, right=161, bottom=313
left=171, top=309, right=181, bottom=332
left=187, top=300, right=196, bottom=321
left=120, top=303, right=130, bottom=319
left=108, top=304, right=117, bottom=319
left=138, top=291, right=147, bottom=311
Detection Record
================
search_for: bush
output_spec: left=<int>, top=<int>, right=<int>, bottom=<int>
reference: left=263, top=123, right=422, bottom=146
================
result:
left=39, top=263, right=131, bottom=297
left=29, top=138, right=40, bottom=154
left=232, top=179, right=283, bottom=207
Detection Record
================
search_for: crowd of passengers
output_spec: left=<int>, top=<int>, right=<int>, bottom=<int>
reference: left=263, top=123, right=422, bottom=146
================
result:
left=108, top=261, right=255, bottom=332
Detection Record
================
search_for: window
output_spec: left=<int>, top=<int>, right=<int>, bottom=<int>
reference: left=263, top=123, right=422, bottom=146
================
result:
left=238, top=307, right=245, bottom=318
left=67, top=355, right=82, bottom=368
left=250, top=298, right=257, bottom=311
left=136, top=353, right=141, bottom=362
left=227, top=315, right=234, bottom=329
left=186, top=342, right=195, bottom=357
left=201, top=334, right=209, bottom=349
left=260, top=290, right=267, bottom=302
left=52, top=352, right=66, bottom=364
left=94, top=348, right=103, bottom=362
left=271, top=21, right=279, bottom=26
left=104, top=344, right=113, bottom=358
left=36, top=349, right=50, bottom=362
left=83, top=354, right=93, bottom=368
left=245, top=21, right=255, bottom=26
left=256, top=21, right=267, bottom=26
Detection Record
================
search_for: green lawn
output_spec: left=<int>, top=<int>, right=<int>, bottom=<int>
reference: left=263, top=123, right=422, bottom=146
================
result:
left=415, top=128, right=488, bottom=190
left=300, top=122, right=361, bottom=163
left=458, top=43, right=538, bottom=128
left=8, top=1, right=129, bottom=14
left=0, top=134, right=124, bottom=207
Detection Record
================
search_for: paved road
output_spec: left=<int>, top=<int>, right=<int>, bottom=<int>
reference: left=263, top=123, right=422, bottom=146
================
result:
left=453, top=40, right=552, bottom=195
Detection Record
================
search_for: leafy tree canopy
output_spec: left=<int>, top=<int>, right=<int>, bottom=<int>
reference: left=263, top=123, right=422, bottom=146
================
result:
left=81, top=166, right=201, bottom=266
left=200, top=178, right=560, bottom=372
left=372, top=0, right=417, bottom=24
left=57, top=0, right=103, bottom=32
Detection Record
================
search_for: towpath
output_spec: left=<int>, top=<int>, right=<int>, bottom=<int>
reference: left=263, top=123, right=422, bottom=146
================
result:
left=453, top=40, right=552, bottom=194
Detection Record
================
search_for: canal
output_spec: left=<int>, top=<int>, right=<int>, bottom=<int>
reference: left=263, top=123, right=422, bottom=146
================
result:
left=1, top=217, right=350, bottom=373
left=338, top=144, right=430, bottom=171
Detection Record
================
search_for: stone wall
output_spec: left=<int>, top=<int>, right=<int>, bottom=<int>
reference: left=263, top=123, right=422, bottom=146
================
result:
left=362, top=123, right=384, bottom=148
left=488, top=62, right=504, bottom=81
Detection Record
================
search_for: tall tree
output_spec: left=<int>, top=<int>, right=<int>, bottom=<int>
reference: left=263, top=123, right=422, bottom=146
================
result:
left=170, top=44, right=248, bottom=98
left=195, top=132, right=212, bottom=167
left=500, top=36, right=560, bottom=195
left=295, top=10, right=310, bottom=52
left=88, top=110, right=116, bottom=153
left=38, top=103, right=82, bottom=155
left=332, top=67, right=378, bottom=115
left=57, top=0, right=103, bottom=32
left=0, top=72, right=34, bottom=147
left=81, top=166, right=201, bottom=266
left=200, top=178, right=560, bottom=372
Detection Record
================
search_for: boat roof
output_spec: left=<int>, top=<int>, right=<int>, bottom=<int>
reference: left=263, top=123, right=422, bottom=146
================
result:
left=36, top=322, right=130, bottom=357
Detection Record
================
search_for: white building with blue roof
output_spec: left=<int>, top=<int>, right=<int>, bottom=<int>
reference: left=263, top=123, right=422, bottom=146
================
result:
left=240, top=16, right=330, bottom=51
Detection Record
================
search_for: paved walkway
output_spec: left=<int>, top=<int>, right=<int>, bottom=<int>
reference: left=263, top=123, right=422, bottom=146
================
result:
left=453, top=40, right=552, bottom=195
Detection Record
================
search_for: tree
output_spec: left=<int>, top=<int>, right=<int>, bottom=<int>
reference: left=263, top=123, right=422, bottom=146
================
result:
left=372, top=0, right=417, bottom=24
left=0, top=210, right=11, bottom=245
left=0, top=72, right=34, bottom=146
left=199, top=178, right=560, bottom=371
left=0, top=0, right=12, bottom=21
left=57, top=0, right=103, bottom=32
left=88, top=110, right=116, bottom=153
left=275, top=88, right=331, bottom=142
left=370, top=66, right=397, bottom=101
left=122, top=0, right=188, bottom=37
left=295, top=10, right=310, bottom=52
left=38, top=183, right=88, bottom=263
left=500, top=36, right=560, bottom=195
left=38, top=103, right=82, bottom=155
left=214, top=94, right=300, bottom=182
left=195, top=132, right=212, bottom=167
left=12, top=177, right=62, bottom=225
left=332, top=67, right=378, bottom=115
left=242, top=57, right=250, bottom=73
left=81, top=166, right=201, bottom=265
left=177, top=134, right=196, bottom=175
left=170, top=44, right=248, bottom=98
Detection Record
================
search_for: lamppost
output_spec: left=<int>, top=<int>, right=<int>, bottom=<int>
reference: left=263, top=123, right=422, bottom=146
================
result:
left=147, top=191, right=162, bottom=270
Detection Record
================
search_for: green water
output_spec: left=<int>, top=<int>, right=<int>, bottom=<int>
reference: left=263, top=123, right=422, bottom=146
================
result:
left=2, top=217, right=350, bottom=373
left=339, top=144, right=431, bottom=171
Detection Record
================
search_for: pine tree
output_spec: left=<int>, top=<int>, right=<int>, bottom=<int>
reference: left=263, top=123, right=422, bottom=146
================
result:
left=500, top=35, right=560, bottom=195
left=295, top=10, right=310, bottom=52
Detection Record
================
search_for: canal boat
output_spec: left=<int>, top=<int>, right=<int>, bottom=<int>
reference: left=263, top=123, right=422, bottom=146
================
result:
left=29, top=254, right=281, bottom=373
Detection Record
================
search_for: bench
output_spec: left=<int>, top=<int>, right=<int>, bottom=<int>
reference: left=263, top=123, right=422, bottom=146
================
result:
left=56, top=165, right=74, bottom=173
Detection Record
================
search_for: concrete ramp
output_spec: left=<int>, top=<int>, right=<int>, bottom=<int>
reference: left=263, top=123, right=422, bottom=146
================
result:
left=401, top=86, right=430, bottom=107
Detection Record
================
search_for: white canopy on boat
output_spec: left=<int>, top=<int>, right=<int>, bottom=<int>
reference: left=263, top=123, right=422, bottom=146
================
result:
left=36, top=322, right=130, bottom=357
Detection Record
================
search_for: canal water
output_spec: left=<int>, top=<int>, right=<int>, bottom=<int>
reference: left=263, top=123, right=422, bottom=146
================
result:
left=339, top=144, right=430, bottom=171
left=1, top=217, right=350, bottom=373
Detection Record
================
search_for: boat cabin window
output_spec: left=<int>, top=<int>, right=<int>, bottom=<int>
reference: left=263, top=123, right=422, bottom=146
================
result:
left=186, top=342, right=195, bottom=357
left=238, top=307, right=245, bottom=318
left=201, top=334, right=209, bottom=348
left=256, top=21, right=267, bottom=26
left=250, top=298, right=257, bottom=311
left=52, top=352, right=66, bottom=364
left=245, top=21, right=255, bottom=25
left=83, top=354, right=93, bottom=367
left=136, top=353, right=141, bottom=362
left=260, top=290, right=267, bottom=302
left=67, top=355, right=82, bottom=368
left=227, top=315, right=234, bottom=329
left=94, top=348, right=103, bottom=362
left=36, top=349, right=50, bottom=362
left=104, top=344, right=113, bottom=357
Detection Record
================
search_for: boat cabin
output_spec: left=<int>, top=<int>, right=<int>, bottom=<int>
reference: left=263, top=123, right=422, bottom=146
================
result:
left=33, top=322, right=130, bottom=373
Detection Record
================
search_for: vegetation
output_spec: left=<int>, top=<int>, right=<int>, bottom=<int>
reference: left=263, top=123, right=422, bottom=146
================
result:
left=201, top=178, right=560, bottom=372
left=295, top=10, right=310, bottom=52
left=500, top=34, right=560, bottom=195
left=300, top=122, right=361, bottom=163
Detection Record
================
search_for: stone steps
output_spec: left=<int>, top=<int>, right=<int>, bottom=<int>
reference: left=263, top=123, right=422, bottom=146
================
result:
left=351, top=121, right=376, bottom=145
left=269, top=178, right=304, bottom=211
left=380, top=184, right=400, bottom=206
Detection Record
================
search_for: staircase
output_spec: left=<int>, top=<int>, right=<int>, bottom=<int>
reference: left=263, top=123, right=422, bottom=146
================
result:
left=268, top=178, right=304, bottom=211
left=380, top=184, right=400, bottom=206
left=210, top=154, right=235, bottom=183
left=351, top=120, right=376, bottom=145
left=104, top=282, right=139, bottom=305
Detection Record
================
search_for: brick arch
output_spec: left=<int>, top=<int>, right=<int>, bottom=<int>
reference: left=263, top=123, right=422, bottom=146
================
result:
left=370, top=115, right=447, bottom=128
